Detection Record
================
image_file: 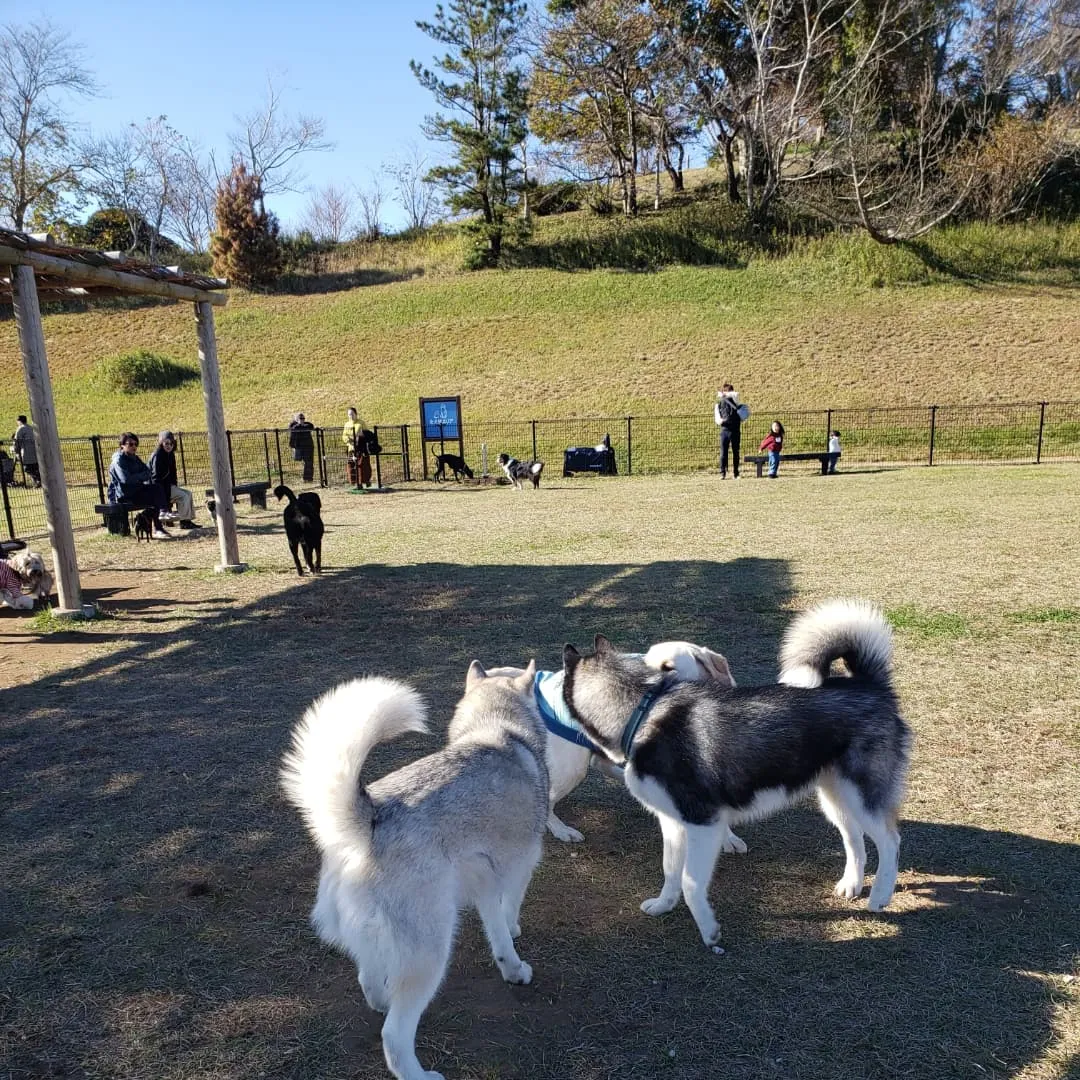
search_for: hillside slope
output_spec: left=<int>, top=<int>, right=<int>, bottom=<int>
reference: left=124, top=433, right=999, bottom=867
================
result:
left=3, top=223, right=1079, bottom=435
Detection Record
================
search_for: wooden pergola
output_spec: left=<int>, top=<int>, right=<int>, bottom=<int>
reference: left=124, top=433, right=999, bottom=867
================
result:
left=1, top=228, right=244, bottom=616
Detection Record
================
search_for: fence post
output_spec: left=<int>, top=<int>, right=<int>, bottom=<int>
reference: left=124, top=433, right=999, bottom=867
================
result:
left=273, top=429, right=284, bottom=486
left=1036, top=401, right=1046, bottom=464
left=826, top=408, right=832, bottom=443
left=928, top=405, right=937, bottom=466
left=262, top=431, right=273, bottom=485
left=176, top=432, right=188, bottom=486
left=401, top=425, right=411, bottom=482
left=531, top=419, right=537, bottom=462
left=316, top=428, right=327, bottom=487
left=90, top=435, right=106, bottom=503
left=226, top=429, right=236, bottom=487
left=374, top=426, right=384, bottom=489
left=0, top=460, right=14, bottom=540
left=626, top=416, right=633, bottom=476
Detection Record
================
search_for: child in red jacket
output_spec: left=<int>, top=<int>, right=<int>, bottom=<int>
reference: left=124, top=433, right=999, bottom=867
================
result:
left=760, top=420, right=785, bottom=478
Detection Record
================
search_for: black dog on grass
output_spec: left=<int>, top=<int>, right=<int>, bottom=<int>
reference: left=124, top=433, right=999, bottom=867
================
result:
left=433, top=453, right=475, bottom=483
left=133, top=508, right=155, bottom=543
left=274, top=485, right=324, bottom=576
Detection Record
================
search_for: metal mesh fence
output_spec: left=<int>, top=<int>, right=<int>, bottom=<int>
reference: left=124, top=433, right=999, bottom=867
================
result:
left=4, top=403, right=1079, bottom=540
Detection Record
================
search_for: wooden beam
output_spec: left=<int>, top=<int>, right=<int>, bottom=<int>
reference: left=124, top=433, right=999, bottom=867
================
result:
left=11, top=264, right=85, bottom=614
left=0, top=244, right=227, bottom=305
left=195, top=300, right=244, bottom=571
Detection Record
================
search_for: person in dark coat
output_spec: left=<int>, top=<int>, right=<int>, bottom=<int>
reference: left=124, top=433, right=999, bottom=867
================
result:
left=149, top=430, right=198, bottom=528
left=288, top=412, right=316, bottom=482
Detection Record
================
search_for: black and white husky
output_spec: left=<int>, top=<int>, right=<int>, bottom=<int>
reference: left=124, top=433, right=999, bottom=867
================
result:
left=561, top=599, right=911, bottom=950
left=498, top=452, right=544, bottom=489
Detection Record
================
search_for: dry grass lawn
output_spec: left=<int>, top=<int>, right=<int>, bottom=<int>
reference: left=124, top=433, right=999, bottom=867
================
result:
left=1, top=465, right=1078, bottom=1080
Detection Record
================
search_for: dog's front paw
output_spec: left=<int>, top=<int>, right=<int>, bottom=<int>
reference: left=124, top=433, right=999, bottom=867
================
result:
left=548, top=820, right=585, bottom=843
left=834, top=876, right=864, bottom=901
left=699, top=922, right=723, bottom=950
left=720, top=830, right=748, bottom=855
left=640, top=895, right=677, bottom=916
left=503, top=961, right=532, bottom=985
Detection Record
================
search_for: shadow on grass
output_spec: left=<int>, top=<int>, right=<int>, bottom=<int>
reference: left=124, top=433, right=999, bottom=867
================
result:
left=901, top=237, right=1080, bottom=286
left=273, top=265, right=426, bottom=295
left=0, top=559, right=1075, bottom=1080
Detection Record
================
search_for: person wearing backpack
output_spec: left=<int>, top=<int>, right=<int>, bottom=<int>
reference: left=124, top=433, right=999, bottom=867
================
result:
left=714, top=384, right=745, bottom=479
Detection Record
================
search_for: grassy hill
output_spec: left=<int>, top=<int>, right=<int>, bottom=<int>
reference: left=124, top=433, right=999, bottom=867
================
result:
left=3, top=205, right=1079, bottom=435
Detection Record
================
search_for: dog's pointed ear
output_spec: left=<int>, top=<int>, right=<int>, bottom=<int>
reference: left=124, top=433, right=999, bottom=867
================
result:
left=515, top=659, right=537, bottom=690
left=593, top=634, right=614, bottom=655
left=563, top=644, right=581, bottom=670
left=466, top=660, right=487, bottom=692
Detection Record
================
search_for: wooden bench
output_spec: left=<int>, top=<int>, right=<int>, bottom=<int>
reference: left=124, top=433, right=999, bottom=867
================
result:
left=94, top=502, right=138, bottom=536
left=204, top=481, right=271, bottom=510
left=744, top=452, right=833, bottom=477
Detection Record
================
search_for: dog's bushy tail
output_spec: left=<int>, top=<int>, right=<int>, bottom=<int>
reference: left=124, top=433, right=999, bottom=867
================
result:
left=273, top=484, right=296, bottom=504
left=778, top=599, right=893, bottom=689
left=280, top=678, right=428, bottom=860
left=529, top=461, right=544, bottom=476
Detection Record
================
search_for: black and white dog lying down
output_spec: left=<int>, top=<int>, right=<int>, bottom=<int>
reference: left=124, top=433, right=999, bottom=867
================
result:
left=561, top=599, right=911, bottom=950
left=274, top=484, right=324, bottom=576
left=498, top=452, right=544, bottom=489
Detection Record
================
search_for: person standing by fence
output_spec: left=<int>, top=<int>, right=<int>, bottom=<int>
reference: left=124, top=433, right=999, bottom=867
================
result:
left=760, top=421, right=785, bottom=478
left=827, top=430, right=842, bottom=474
left=714, top=385, right=743, bottom=479
left=12, top=415, right=40, bottom=487
left=289, top=412, right=316, bottom=483
left=342, top=406, right=373, bottom=488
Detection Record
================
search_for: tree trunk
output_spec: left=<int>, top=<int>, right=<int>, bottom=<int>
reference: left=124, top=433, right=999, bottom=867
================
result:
left=720, top=137, right=739, bottom=203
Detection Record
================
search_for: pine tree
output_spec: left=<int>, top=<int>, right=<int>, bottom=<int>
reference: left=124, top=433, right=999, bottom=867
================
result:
left=210, top=163, right=282, bottom=288
left=411, top=0, right=529, bottom=267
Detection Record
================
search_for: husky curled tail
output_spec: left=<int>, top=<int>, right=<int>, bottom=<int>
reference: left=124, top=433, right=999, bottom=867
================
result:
left=280, top=677, right=428, bottom=861
left=779, top=598, right=894, bottom=690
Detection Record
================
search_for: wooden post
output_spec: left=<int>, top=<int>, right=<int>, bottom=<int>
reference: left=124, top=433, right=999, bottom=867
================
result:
left=11, top=264, right=85, bottom=613
left=194, top=300, right=244, bottom=571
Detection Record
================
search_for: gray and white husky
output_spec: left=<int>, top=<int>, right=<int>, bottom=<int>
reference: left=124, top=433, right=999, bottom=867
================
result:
left=561, top=599, right=911, bottom=950
left=281, top=663, right=549, bottom=1080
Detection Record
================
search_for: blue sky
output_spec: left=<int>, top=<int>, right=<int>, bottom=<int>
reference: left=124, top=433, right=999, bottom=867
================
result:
left=16, top=0, right=454, bottom=231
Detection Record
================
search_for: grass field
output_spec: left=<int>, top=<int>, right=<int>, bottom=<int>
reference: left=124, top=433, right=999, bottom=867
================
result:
left=2, top=217, right=1079, bottom=436
left=2, top=465, right=1078, bottom=1080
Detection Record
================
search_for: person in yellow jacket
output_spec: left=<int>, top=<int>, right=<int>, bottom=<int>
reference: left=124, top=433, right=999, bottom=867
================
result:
left=342, top=406, right=372, bottom=487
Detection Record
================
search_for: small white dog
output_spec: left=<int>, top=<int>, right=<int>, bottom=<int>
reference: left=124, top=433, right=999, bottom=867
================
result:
left=281, top=664, right=549, bottom=1080
left=6, top=550, right=53, bottom=606
left=485, top=640, right=744, bottom=851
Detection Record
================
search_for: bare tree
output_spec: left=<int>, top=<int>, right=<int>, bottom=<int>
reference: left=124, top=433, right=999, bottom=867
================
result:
left=165, top=138, right=215, bottom=252
left=0, top=20, right=97, bottom=230
left=302, top=182, right=355, bottom=243
left=826, top=1, right=1074, bottom=242
left=80, top=128, right=148, bottom=252
left=354, top=174, right=386, bottom=240
left=384, top=146, right=442, bottom=230
left=229, top=73, right=333, bottom=212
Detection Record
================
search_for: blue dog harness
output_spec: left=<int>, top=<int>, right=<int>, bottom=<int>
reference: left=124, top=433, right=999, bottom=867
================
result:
left=533, top=670, right=598, bottom=751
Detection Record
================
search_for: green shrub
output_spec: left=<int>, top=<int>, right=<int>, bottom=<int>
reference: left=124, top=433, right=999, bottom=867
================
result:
left=91, top=350, right=199, bottom=394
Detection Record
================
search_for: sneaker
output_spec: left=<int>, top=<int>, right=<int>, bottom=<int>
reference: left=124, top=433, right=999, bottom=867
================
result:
left=179, top=520, right=198, bottom=529
left=152, top=527, right=171, bottom=540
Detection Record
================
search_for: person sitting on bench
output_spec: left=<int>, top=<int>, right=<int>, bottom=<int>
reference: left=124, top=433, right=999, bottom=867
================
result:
left=149, top=430, right=199, bottom=528
left=108, top=433, right=170, bottom=539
